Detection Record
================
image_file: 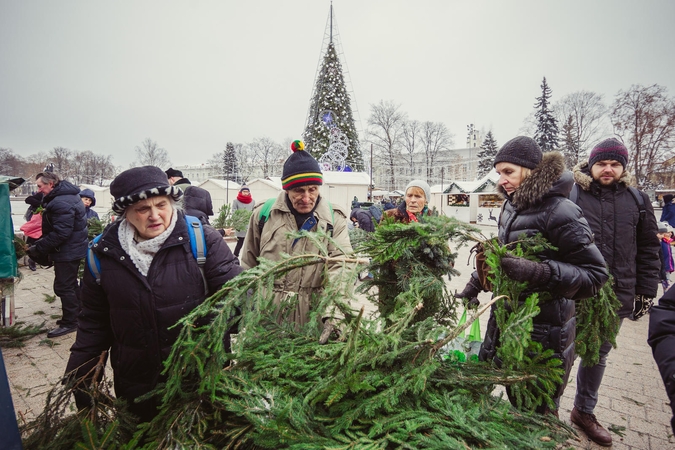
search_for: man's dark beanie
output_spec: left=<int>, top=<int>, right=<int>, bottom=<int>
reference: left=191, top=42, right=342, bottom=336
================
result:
left=111, top=166, right=183, bottom=214
left=493, top=136, right=542, bottom=169
left=165, top=167, right=183, bottom=178
left=588, top=138, right=628, bottom=168
left=664, top=194, right=674, bottom=205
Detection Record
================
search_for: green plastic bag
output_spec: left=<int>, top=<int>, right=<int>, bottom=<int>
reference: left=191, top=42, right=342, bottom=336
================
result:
left=444, top=309, right=482, bottom=362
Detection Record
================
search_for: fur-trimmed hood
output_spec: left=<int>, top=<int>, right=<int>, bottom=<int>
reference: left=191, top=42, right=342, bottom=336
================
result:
left=572, top=161, right=636, bottom=191
left=498, top=151, right=571, bottom=211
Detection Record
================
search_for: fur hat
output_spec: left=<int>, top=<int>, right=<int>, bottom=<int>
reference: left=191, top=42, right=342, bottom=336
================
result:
left=493, top=136, right=542, bottom=169
left=664, top=194, right=674, bottom=205
left=111, top=166, right=183, bottom=214
left=281, top=140, right=323, bottom=190
left=589, top=138, right=628, bottom=168
left=405, top=179, right=431, bottom=203
left=165, top=167, right=183, bottom=178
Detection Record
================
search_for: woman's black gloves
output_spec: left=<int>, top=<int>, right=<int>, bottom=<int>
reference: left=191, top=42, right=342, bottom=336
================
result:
left=500, top=255, right=551, bottom=287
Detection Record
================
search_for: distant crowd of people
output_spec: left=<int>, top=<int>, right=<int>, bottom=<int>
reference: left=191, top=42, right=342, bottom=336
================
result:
left=12, top=136, right=675, bottom=446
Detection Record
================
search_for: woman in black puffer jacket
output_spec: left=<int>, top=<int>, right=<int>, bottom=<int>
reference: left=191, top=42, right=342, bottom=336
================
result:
left=457, top=136, right=608, bottom=415
left=65, top=166, right=243, bottom=423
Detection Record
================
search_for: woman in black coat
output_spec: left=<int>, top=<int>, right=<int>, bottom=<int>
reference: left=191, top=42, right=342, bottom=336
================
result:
left=65, top=166, right=243, bottom=423
left=457, top=136, right=608, bottom=415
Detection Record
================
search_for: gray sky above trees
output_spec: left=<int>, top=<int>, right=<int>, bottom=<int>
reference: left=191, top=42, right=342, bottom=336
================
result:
left=1, top=0, right=673, bottom=168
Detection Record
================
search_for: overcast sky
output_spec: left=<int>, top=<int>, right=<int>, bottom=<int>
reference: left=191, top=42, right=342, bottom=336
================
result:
left=1, top=0, right=674, bottom=169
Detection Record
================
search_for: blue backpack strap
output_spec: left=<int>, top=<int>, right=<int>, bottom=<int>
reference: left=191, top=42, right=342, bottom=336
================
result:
left=184, top=215, right=208, bottom=294
left=87, top=234, right=103, bottom=285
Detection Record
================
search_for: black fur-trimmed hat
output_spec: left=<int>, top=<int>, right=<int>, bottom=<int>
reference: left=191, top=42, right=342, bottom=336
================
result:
left=111, top=166, right=183, bottom=214
left=493, top=136, right=542, bottom=169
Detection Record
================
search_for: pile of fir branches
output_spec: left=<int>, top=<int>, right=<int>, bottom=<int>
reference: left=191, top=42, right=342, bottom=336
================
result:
left=22, top=217, right=575, bottom=449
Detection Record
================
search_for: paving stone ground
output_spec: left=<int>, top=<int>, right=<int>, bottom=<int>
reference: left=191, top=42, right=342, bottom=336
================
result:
left=2, top=230, right=673, bottom=449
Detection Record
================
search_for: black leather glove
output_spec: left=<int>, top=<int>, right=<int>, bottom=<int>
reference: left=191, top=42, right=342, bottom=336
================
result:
left=319, top=319, right=341, bottom=345
left=26, top=245, right=39, bottom=260
left=500, top=255, right=551, bottom=287
left=630, top=295, right=654, bottom=320
left=456, top=278, right=481, bottom=309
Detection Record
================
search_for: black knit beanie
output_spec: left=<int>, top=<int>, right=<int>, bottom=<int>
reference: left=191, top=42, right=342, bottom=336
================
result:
left=165, top=167, right=183, bottom=178
left=281, top=140, right=323, bottom=190
left=493, top=136, right=542, bottom=169
left=111, top=166, right=183, bottom=214
left=588, top=138, right=628, bottom=168
left=664, top=194, right=674, bottom=205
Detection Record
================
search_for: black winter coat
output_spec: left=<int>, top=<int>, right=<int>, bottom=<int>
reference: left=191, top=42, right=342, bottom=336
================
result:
left=648, top=288, right=675, bottom=434
left=36, top=181, right=88, bottom=262
left=350, top=208, right=375, bottom=232
left=175, top=179, right=214, bottom=224
left=65, top=211, right=242, bottom=421
left=572, top=162, right=660, bottom=318
left=479, top=152, right=608, bottom=401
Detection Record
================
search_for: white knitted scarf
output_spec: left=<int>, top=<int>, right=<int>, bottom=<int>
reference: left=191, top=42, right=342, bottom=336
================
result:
left=118, top=211, right=178, bottom=277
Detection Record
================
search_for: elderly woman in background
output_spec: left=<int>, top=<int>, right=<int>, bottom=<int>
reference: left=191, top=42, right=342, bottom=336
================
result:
left=65, top=166, right=243, bottom=422
left=384, top=180, right=433, bottom=223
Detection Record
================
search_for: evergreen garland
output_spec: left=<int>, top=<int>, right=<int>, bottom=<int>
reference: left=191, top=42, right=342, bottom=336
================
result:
left=478, top=234, right=563, bottom=411
left=574, top=273, right=621, bottom=367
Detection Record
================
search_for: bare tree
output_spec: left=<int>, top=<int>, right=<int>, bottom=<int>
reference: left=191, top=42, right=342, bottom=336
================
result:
left=71, top=150, right=116, bottom=186
left=249, top=137, right=285, bottom=179
left=611, top=84, right=675, bottom=188
left=134, top=138, right=171, bottom=168
left=420, top=121, right=454, bottom=181
left=0, top=148, right=24, bottom=176
left=554, top=91, right=609, bottom=162
left=366, top=100, right=406, bottom=190
left=50, top=147, right=72, bottom=178
left=401, top=120, right=421, bottom=180
left=235, top=142, right=256, bottom=182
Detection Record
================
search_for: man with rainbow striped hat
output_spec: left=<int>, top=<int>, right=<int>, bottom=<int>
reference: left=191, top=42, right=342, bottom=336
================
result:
left=240, top=140, right=354, bottom=342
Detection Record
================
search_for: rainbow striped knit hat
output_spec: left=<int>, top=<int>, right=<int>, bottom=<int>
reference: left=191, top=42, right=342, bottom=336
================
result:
left=281, top=140, right=323, bottom=190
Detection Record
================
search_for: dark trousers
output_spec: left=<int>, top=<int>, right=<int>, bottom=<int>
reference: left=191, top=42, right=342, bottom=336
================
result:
left=574, top=319, right=624, bottom=414
left=53, top=260, right=81, bottom=327
left=233, top=237, right=245, bottom=257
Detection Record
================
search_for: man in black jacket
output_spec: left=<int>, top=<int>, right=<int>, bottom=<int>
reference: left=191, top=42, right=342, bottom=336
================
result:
left=569, top=138, right=660, bottom=446
left=28, top=172, right=88, bottom=338
left=166, top=167, right=214, bottom=224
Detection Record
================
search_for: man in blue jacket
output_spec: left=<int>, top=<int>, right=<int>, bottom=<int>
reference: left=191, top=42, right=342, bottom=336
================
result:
left=28, top=172, right=88, bottom=338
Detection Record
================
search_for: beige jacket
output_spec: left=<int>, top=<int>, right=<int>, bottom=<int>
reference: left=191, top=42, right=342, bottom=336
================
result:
left=241, top=191, right=354, bottom=326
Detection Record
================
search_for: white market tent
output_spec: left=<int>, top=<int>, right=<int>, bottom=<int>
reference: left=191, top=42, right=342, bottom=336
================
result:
left=430, top=171, right=502, bottom=225
left=79, top=184, right=112, bottom=215
left=246, top=178, right=282, bottom=205
left=320, top=171, right=371, bottom=213
left=197, top=179, right=241, bottom=214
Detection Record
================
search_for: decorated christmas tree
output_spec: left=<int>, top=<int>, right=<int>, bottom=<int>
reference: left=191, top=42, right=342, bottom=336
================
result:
left=303, top=6, right=363, bottom=172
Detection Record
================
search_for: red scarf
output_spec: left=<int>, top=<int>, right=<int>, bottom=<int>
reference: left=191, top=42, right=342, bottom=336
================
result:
left=406, top=210, right=418, bottom=222
left=237, top=192, right=253, bottom=204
